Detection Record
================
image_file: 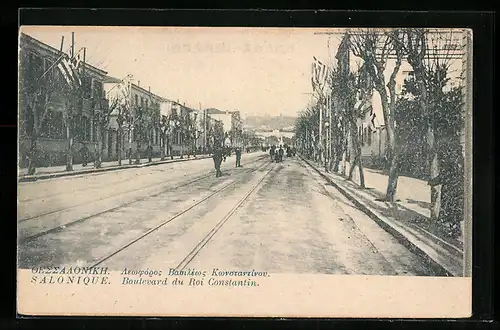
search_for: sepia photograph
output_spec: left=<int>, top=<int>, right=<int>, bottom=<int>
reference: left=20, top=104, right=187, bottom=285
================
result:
left=17, top=25, right=472, bottom=317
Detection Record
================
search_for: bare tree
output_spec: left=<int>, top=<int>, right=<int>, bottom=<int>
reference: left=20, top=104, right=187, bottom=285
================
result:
left=63, top=88, right=82, bottom=172
left=350, top=29, right=405, bottom=200
left=347, top=67, right=373, bottom=188
left=19, top=51, right=59, bottom=175
left=92, top=95, right=119, bottom=168
left=398, top=28, right=460, bottom=222
left=115, top=103, right=127, bottom=166
left=159, top=115, right=168, bottom=160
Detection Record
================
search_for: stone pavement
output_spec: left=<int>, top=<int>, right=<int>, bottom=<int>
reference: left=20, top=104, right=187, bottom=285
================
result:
left=302, top=156, right=465, bottom=277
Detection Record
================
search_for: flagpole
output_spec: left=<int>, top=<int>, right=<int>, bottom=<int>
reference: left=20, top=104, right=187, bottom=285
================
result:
left=37, top=45, right=84, bottom=82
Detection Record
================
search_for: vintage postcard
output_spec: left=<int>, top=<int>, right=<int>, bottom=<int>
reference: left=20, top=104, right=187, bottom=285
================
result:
left=17, top=26, right=472, bottom=318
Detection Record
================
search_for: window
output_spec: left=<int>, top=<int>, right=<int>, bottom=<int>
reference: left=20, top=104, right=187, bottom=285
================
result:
left=94, top=81, right=103, bottom=98
left=28, top=52, right=44, bottom=78
left=367, top=127, right=372, bottom=145
left=82, top=76, right=92, bottom=99
left=40, top=110, right=53, bottom=138
left=81, top=116, right=91, bottom=141
left=135, top=94, right=138, bottom=105
left=53, top=111, right=65, bottom=139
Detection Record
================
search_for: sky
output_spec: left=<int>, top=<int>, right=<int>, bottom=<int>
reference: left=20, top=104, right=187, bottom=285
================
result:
left=21, top=26, right=343, bottom=118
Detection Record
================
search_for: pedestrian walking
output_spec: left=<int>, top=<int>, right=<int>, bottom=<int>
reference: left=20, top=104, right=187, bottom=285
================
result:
left=235, top=147, right=242, bottom=167
left=212, top=147, right=224, bottom=178
left=278, top=145, right=284, bottom=162
left=79, top=143, right=90, bottom=167
left=270, top=145, right=276, bottom=161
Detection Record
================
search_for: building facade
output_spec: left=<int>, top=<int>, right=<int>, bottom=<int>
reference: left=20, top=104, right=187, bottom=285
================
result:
left=19, top=33, right=108, bottom=168
left=206, top=108, right=243, bottom=147
left=104, top=76, right=164, bottom=161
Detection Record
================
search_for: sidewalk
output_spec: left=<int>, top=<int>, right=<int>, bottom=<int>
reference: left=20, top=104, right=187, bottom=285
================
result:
left=302, top=156, right=464, bottom=277
left=18, top=154, right=212, bottom=182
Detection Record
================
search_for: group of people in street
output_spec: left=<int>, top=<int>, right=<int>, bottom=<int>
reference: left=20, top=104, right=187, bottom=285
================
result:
left=269, top=144, right=296, bottom=163
left=212, top=146, right=244, bottom=178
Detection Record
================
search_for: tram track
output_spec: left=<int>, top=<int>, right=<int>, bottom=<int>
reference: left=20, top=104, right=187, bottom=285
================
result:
left=89, top=161, right=274, bottom=268
left=19, top=156, right=270, bottom=245
left=19, top=155, right=268, bottom=223
left=18, top=164, right=182, bottom=203
left=174, top=164, right=274, bottom=271
left=18, top=155, right=225, bottom=203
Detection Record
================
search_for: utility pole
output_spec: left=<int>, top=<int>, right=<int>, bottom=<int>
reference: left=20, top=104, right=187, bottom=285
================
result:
left=128, top=77, right=133, bottom=164
left=329, top=93, right=333, bottom=170
left=66, top=31, right=75, bottom=172
left=318, top=95, right=323, bottom=163
left=200, top=102, right=206, bottom=154
left=148, top=86, right=152, bottom=162
left=71, top=32, right=74, bottom=58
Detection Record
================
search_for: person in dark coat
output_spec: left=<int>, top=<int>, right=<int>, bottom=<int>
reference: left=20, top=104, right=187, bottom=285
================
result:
left=212, top=147, right=224, bottom=178
left=428, top=140, right=464, bottom=239
left=235, top=147, right=242, bottom=167
left=269, top=146, right=275, bottom=161
left=278, top=145, right=284, bottom=162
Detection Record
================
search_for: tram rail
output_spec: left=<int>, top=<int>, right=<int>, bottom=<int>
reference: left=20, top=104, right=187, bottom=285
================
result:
left=19, top=156, right=270, bottom=245
left=89, top=161, right=273, bottom=268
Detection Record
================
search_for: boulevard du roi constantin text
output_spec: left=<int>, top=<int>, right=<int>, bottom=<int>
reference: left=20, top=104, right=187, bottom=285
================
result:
left=29, top=266, right=271, bottom=287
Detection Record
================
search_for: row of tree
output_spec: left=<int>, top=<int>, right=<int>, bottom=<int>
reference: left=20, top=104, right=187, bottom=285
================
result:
left=19, top=48, right=227, bottom=174
left=295, top=28, right=466, bottom=238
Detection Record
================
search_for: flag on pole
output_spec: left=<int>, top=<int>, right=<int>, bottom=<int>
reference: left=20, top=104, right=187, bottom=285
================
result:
left=56, top=50, right=82, bottom=89
left=312, top=56, right=328, bottom=92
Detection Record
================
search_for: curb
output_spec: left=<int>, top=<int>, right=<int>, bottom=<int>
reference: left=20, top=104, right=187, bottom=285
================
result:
left=18, top=155, right=212, bottom=183
left=299, top=155, right=463, bottom=277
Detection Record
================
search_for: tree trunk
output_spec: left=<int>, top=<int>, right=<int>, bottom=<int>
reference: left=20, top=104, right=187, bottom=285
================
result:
left=117, top=127, right=122, bottom=166
left=341, top=134, right=347, bottom=176
left=128, top=126, right=133, bottom=165
left=135, top=127, right=141, bottom=165
left=148, top=129, right=152, bottom=163
left=333, top=149, right=340, bottom=173
left=358, top=156, right=365, bottom=187
left=27, top=132, right=38, bottom=175
left=66, top=117, right=73, bottom=171
left=383, top=114, right=399, bottom=200
left=347, top=119, right=365, bottom=188
left=428, top=127, right=440, bottom=221
left=160, top=132, right=166, bottom=160
left=385, top=143, right=401, bottom=201
left=415, top=68, right=441, bottom=221
left=94, top=124, right=103, bottom=169
left=169, top=134, right=174, bottom=159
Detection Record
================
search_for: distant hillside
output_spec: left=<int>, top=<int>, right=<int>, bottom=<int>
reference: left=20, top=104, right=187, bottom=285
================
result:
left=243, top=115, right=297, bottom=131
